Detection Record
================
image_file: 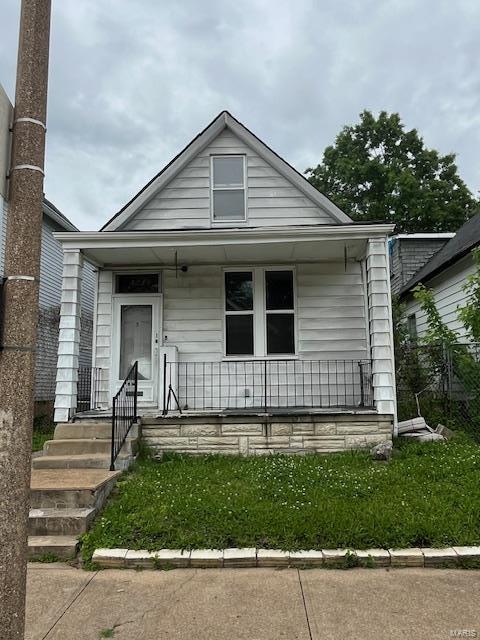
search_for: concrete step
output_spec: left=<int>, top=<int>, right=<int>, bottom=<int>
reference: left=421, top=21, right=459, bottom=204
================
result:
left=29, top=507, right=96, bottom=536
left=28, top=535, right=79, bottom=560
left=30, top=469, right=120, bottom=509
left=43, top=438, right=137, bottom=457
left=33, top=453, right=116, bottom=470
left=55, top=422, right=140, bottom=440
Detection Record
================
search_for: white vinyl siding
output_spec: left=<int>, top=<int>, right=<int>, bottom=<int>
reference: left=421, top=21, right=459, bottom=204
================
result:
left=94, top=269, right=114, bottom=407
left=93, top=261, right=368, bottom=409
left=404, top=253, right=476, bottom=340
left=122, top=129, right=336, bottom=231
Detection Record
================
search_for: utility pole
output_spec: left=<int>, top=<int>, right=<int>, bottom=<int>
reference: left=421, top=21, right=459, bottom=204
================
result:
left=0, top=2, right=52, bottom=638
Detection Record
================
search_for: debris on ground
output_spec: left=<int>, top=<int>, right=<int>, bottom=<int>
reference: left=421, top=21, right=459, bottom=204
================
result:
left=435, top=424, right=455, bottom=440
left=370, top=441, right=393, bottom=461
left=397, top=417, right=446, bottom=442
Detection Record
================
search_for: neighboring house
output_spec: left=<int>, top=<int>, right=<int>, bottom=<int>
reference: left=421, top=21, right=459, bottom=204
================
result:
left=53, top=111, right=396, bottom=454
left=0, top=83, right=95, bottom=416
left=389, top=233, right=455, bottom=296
left=399, top=213, right=480, bottom=340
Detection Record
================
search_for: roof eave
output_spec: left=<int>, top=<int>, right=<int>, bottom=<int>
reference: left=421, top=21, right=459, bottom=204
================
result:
left=54, top=223, right=395, bottom=250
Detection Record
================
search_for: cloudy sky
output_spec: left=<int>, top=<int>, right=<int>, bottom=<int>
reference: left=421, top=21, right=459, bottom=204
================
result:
left=1, top=0, right=479, bottom=230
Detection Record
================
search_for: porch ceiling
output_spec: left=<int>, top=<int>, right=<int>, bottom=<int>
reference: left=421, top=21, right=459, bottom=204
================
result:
left=54, top=224, right=393, bottom=267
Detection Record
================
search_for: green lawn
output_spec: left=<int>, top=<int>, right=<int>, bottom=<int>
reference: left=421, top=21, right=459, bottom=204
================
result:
left=32, top=417, right=55, bottom=452
left=81, top=437, right=480, bottom=563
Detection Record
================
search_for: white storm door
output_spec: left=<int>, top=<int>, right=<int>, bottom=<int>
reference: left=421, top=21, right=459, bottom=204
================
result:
left=112, top=296, right=161, bottom=405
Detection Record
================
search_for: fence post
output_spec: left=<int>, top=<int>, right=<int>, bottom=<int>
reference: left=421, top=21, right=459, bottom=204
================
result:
left=264, top=359, right=268, bottom=413
left=134, top=361, right=138, bottom=420
left=358, top=361, right=365, bottom=407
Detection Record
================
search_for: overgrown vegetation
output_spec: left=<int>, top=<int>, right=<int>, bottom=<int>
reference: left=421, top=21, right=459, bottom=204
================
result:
left=394, top=248, right=480, bottom=439
left=81, top=441, right=480, bottom=562
left=32, top=415, right=55, bottom=452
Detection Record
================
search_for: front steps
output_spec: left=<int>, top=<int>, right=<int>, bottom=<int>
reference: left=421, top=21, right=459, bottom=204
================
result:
left=29, top=419, right=138, bottom=559
left=32, top=421, right=138, bottom=471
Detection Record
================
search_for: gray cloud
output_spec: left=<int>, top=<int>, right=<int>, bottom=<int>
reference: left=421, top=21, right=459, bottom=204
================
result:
left=0, top=0, right=479, bottom=229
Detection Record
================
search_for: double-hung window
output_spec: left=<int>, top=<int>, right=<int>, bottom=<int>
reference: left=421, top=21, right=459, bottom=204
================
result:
left=224, top=268, right=295, bottom=357
left=211, top=155, right=246, bottom=222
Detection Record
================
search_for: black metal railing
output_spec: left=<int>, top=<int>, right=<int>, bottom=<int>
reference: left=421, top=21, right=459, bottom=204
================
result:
left=162, top=357, right=373, bottom=414
left=76, top=366, right=102, bottom=413
left=110, top=361, right=138, bottom=470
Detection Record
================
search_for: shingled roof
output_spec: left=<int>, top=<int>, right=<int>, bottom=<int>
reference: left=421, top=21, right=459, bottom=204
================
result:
left=400, top=212, right=480, bottom=296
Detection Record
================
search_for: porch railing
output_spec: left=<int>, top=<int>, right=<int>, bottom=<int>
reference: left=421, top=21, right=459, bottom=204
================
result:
left=162, top=357, right=373, bottom=414
left=110, top=361, right=138, bottom=470
left=76, top=366, right=102, bottom=413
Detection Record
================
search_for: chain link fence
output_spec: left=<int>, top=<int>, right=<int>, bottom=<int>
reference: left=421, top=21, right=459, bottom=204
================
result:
left=396, top=342, right=480, bottom=440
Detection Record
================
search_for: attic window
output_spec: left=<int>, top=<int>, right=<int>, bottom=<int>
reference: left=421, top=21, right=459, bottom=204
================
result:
left=211, top=155, right=246, bottom=222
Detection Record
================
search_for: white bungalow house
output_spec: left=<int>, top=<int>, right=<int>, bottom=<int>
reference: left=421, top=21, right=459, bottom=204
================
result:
left=52, top=111, right=396, bottom=455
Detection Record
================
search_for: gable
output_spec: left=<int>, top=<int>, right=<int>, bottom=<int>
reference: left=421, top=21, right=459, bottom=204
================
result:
left=104, top=112, right=352, bottom=231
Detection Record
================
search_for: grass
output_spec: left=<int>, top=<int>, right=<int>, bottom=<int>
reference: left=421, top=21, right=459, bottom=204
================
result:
left=32, top=415, right=55, bottom=452
left=81, top=436, right=480, bottom=563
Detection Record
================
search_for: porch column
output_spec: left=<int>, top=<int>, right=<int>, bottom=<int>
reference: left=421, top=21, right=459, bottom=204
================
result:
left=366, top=238, right=396, bottom=421
left=54, top=248, right=83, bottom=422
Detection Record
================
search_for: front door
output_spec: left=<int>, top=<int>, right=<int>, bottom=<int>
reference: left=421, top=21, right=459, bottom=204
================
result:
left=112, top=296, right=161, bottom=405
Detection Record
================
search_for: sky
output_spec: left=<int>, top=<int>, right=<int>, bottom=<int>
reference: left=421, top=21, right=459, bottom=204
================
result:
left=1, top=0, right=479, bottom=230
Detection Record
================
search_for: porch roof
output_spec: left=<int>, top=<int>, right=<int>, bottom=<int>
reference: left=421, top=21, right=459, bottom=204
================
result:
left=54, top=223, right=394, bottom=267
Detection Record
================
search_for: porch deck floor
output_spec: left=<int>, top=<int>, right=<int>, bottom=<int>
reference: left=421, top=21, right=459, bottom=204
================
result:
left=75, top=407, right=378, bottom=420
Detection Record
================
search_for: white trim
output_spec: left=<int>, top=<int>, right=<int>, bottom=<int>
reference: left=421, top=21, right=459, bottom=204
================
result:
left=360, top=258, right=371, bottom=357
left=210, top=154, right=247, bottom=225
left=91, top=269, right=99, bottom=406
left=391, top=233, right=455, bottom=240
left=101, top=111, right=353, bottom=231
left=111, top=295, right=162, bottom=405
left=384, top=236, right=398, bottom=432
left=223, top=265, right=296, bottom=358
left=54, top=224, right=395, bottom=252
left=112, top=270, right=162, bottom=295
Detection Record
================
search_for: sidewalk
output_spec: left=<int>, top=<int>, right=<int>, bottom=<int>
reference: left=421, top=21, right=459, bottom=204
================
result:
left=26, top=563, right=480, bottom=640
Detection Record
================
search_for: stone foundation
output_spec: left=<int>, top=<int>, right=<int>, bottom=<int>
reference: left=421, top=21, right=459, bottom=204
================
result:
left=142, top=413, right=393, bottom=456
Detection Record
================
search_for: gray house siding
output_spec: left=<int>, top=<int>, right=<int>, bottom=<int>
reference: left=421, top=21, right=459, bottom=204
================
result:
left=390, top=236, right=451, bottom=295
left=0, top=197, right=95, bottom=405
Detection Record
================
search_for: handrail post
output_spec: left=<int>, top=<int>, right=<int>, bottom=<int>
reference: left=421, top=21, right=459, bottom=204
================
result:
left=110, top=399, right=116, bottom=471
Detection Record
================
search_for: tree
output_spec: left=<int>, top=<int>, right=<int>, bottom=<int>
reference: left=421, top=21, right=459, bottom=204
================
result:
left=306, top=110, right=477, bottom=232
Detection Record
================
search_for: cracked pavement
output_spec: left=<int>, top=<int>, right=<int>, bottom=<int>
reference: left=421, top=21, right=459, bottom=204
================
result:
left=26, top=563, right=480, bottom=639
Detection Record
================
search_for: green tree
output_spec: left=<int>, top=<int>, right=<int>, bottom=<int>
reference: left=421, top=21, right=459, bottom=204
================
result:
left=306, top=110, right=477, bottom=232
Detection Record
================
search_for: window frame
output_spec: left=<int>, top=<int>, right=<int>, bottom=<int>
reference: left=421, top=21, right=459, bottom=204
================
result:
left=222, top=266, right=297, bottom=360
left=112, top=271, right=162, bottom=296
left=210, top=154, right=247, bottom=225
left=407, top=313, right=417, bottom=341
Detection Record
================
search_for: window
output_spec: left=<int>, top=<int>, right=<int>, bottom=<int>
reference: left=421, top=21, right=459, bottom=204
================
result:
left=115, top=273, right=161, bottom=294
left=224, top=271, right=254, bottom=355
left=265, top=271, right=295, bottom=354
left=211, top=156, right=246, bottom=222
left=407, top=313, right=417, bottom=340
left=224, top=268, right=295, bottom=357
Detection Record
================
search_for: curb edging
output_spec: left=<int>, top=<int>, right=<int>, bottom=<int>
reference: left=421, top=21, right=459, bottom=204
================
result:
left=92, top=546, right=480, bottom=570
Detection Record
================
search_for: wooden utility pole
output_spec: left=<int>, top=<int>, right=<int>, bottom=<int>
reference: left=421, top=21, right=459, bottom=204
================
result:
left=0, top=2, right=52, bottom=638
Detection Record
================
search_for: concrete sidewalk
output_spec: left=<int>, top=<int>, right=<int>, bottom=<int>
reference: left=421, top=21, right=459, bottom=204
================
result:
left=26, top=563, right=480, bottom=640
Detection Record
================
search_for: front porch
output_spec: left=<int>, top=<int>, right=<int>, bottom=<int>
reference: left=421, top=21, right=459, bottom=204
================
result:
left=53, top=224, right=397, bottom=449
